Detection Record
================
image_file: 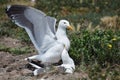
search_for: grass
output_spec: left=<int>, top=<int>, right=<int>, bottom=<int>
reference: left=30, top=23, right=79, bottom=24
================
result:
left=69, top=28, right=120, bottom=79
left=0, top=44, right=34, bottom=55
left=69, top=29, right=120, bottom=64
left=75, top=61, right=120, bottom=80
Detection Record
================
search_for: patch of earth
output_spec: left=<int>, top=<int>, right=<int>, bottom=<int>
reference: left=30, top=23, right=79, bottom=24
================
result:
left=0, top=37, right=22, bottom=48
left=0, top=37, right=89, bottom=80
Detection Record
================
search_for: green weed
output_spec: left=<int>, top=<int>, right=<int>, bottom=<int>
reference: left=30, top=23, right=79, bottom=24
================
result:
left=0, top=44, right=34, bottom=55
left=69, top=29, right=120, bottom=67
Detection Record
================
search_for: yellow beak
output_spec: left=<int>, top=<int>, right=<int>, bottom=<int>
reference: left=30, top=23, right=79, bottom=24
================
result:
left=67, top=26, right=73, bottom=30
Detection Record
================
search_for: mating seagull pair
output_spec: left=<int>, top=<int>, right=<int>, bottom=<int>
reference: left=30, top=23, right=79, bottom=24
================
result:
left=6, top=5, right=75, bottom=76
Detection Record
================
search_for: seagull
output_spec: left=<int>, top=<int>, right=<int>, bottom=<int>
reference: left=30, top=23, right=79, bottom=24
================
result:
left=6, top=5, right=75, bottom=75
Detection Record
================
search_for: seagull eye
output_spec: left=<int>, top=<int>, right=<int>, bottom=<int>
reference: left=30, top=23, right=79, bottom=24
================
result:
left=63, top=22, right=66, bottom=24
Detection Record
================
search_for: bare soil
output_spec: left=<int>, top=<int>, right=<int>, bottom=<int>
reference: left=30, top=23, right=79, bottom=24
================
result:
left=0, top=37, right=89, bottom=80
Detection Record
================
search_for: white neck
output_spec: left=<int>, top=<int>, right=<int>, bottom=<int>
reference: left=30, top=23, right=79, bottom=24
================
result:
left=56, top=25, right=67, bottom=37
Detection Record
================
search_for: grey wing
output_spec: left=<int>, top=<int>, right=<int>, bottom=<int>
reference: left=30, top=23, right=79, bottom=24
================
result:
left=6, top=5, right=56, bottom=53
left=46, top=16, right=56, bottom=34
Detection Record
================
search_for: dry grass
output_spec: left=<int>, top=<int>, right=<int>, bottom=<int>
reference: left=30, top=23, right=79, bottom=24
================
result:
left=6, top=0, right=35, bottom=6
left=100, top=15, right=120, bottom=30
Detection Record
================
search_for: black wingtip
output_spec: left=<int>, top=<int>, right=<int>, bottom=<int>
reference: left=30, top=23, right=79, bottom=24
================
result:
left=6, top=5, right=11, bottom=12
left=5, top=5, right=27, bottom=18
left=5, top=5, right=11, bottom=17
left=5, top=8, right=8, bottom=14
left=30, top=60, right=44, bottom=68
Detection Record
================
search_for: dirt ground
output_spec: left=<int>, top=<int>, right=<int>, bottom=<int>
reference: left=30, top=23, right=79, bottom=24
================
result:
left=0, top=37, right=89, bottom=80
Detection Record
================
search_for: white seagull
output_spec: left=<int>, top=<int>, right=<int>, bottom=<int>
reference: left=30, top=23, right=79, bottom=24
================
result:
left=6, top=5, right=75, bottom=75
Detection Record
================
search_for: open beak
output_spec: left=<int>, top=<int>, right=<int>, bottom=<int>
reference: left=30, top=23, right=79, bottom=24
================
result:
left=67, top=26, right=73, bottom=30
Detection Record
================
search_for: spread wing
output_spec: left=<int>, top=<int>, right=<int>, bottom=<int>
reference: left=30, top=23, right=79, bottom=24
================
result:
left=6, top=5, right=57, bottom=53
left=47, top=16, right=56, bottom=34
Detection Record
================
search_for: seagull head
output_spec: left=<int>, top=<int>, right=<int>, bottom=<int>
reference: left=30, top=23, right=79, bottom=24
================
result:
left=58, top=20, right=73, bottom=30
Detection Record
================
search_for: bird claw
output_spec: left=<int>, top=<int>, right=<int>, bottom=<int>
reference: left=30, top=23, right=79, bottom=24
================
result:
left=57, top=66, right=74, bottom=74
left=64, top=68, right=74, bottom=74
left=57, top=66, right=66, bottom=73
